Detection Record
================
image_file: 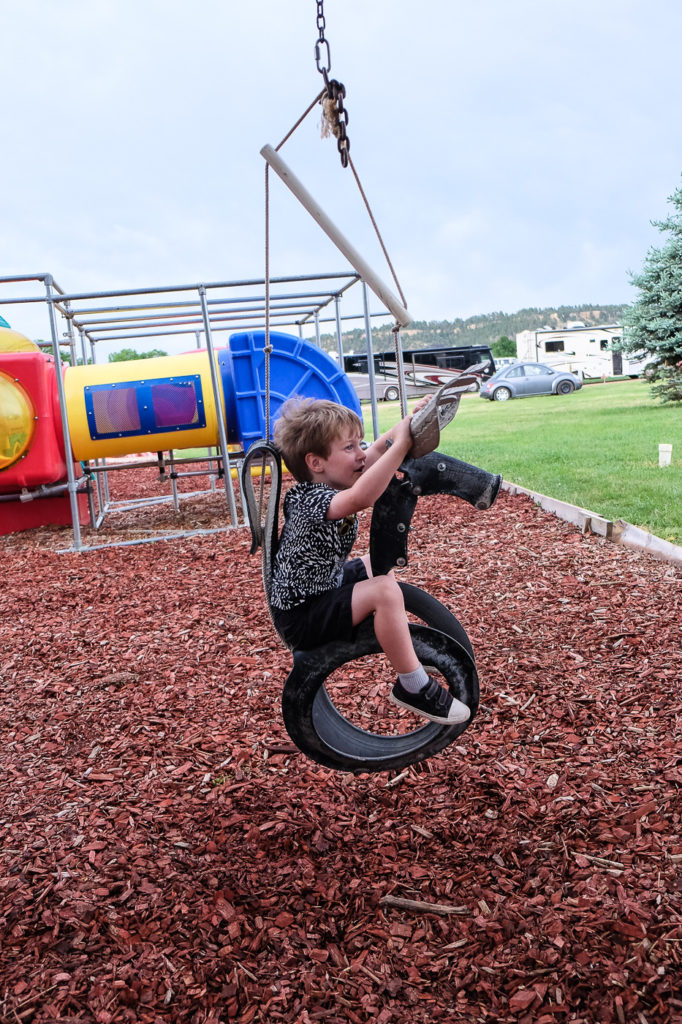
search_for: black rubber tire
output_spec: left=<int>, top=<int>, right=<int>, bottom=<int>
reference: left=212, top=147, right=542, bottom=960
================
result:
left=492, top=386, right=512, bottom=402
left=556, top=380, right=575, bottom=395
left=383, top=385, right=400, bottom=402
left=281, top=583, right=479, bottom=774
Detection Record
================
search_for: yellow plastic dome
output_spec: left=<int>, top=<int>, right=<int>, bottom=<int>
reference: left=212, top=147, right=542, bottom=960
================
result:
left=0, top=372, right=36, bottom=471
left=0, top=327, right=39, bottom=353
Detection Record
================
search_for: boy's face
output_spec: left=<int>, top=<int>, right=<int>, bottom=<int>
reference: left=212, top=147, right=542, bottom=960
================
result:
left=306, top=429, right=365, bottom=489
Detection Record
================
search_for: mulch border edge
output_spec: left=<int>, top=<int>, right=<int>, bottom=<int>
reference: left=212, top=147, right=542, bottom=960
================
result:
left=502, top=480, right=682, bottom=566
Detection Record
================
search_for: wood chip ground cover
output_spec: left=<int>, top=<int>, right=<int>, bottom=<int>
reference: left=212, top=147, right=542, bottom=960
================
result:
left=1, top=469, right=681, bottom=1023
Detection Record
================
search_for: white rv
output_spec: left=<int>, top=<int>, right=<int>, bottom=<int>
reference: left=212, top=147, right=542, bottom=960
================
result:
left=515, top=323, right=645, bottom=379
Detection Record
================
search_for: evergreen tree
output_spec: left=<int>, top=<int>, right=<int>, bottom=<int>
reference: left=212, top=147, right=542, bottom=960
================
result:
left=624, top=179, right=682, bottom=401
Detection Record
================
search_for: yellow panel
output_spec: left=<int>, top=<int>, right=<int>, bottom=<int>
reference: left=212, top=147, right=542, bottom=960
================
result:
left=0, top=372, right=36, bottom=471
left=64, top=352, right=224, bottom=461
left=0, top=327, right=39, bottom=353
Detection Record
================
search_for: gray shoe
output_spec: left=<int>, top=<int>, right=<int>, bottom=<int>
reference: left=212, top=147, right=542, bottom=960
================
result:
left=390, top=677, right=470, bottom=725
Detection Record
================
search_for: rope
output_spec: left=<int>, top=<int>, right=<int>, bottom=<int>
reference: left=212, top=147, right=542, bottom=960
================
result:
left=261, top=165, right=275, bottom=531
left=264, top=164, right=273, bottom=442
left=268, top=84, right=411, bottom=411
left=276, top=90, right=326, bottom=151
left=348, top=154, right=408, bottom=311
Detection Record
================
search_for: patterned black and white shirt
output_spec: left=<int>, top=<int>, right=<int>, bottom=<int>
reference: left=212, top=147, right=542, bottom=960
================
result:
left=270, top=482, right=358, bottom=611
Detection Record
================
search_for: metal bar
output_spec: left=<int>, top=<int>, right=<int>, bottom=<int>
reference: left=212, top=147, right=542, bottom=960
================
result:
left=92, top=458, right=106, bottom=517
left=198, top=284, right=239, bottom=526
left=77, top=299, right=328, bottom=325
left=85, top=476, right=97, bottom=528
left=261, top=145, right=411, bottom=328
left=192, top=331, right=220, bottom=492
left=45, top=276, right=82, bottom=550
left=39, top=271, right=355, bottom=304
left=72, top=289, right=338, bottom=321
left=393, top=325, right=409, bottom=419
left=169, top=450, right=180, bottom=510
left=0, top=294, right=62, bottom=305
left=169, top=468, right=221, bottom=480
left=78, top=302, right=324, bottom=332
left=0, top=273, right=53, bottom=284
left=362, top=283, right=380, bottom=439
left=59, top=525, right=239, bottom=554
left=63, top=301, right=78, bottom=366
left=86, top=459, right=163, bottom=473
left=84, top=313, right=322, bottom=343
left=334, top=295, right=344, bottom=368
left=78, top=328, right=88, bottom=366
left=104, top=487, right=224, bottom=510
left=0, top=480, right=85, bottom=503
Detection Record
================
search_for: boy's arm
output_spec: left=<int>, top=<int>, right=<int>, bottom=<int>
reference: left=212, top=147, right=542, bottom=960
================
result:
left=327, top=417, right=413, bottom=519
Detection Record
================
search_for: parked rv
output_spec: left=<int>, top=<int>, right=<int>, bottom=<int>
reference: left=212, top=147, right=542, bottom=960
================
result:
left=343, top=344, right=496, bottom=401
left=515, top=323, right=642, bottom=379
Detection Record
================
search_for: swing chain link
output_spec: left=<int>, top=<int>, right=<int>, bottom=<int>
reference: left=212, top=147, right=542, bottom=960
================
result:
left=315, top=0, right=350, bottom=168
left=315, top=0, right=331, bottom=85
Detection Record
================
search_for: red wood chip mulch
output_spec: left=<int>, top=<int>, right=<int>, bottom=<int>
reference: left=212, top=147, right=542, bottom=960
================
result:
left=1, top=468, right=680, bottom=1024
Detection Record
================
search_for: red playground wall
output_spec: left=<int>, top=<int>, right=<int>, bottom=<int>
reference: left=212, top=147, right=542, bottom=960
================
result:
left=0, top=489, right=89, bottom=537
left=0, top=351, right=67, bottom=492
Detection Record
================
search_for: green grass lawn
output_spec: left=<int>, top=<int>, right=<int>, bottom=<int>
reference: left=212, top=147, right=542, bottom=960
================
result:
left=372, top=380, right=682, bottom=545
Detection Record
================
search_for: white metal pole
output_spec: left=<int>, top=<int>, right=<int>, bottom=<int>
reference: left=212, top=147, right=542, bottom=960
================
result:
left=261, top=145, right=411, bottom=328
left=362, top=283, right=380, bottom=440
left=45, top=277, right=82, bottom=550
left=333, top=295, right=344, bottom=368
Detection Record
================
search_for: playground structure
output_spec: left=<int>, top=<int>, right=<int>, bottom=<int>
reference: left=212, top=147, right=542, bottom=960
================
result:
left=0, top=271, right=393, bottom=551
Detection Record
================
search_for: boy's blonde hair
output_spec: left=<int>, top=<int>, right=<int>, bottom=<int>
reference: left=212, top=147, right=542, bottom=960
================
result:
left=274, top=397, right=363, bottom=482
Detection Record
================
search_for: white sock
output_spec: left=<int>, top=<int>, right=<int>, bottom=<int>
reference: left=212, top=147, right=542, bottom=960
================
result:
left=398, top=666, right=429, bottom=694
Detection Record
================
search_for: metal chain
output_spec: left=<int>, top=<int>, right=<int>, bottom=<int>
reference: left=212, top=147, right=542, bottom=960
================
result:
left=315, top=0, right=331, bottom=86
left=315, top=0, right=350, bottom=167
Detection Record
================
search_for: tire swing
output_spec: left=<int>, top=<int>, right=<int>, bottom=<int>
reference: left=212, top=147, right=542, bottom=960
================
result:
left=241, top=2, right=500, bottom=772
left=241, top=441, right=500, bottom=774
left=281, top=583, right=478, bottom=773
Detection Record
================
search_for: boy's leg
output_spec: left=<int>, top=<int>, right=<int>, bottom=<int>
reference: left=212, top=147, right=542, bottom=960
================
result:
left=351, top=575, right=470, bottom=725
left=350, top=575, right=419, bottom=675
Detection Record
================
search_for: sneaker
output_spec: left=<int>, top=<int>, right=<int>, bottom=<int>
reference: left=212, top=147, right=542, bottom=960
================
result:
left=390, top=677, right=471, bottom=725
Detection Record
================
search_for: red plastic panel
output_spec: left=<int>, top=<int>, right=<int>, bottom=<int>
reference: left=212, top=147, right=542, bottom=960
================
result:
left=0, top=352, right=67, bottom=492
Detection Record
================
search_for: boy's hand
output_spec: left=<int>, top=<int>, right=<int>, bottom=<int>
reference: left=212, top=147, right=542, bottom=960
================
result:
left=411, top=394, right=433, bottom=415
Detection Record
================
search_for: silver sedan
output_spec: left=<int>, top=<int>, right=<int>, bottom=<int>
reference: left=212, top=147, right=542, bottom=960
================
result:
left=479, top=362, right=583, bottom=402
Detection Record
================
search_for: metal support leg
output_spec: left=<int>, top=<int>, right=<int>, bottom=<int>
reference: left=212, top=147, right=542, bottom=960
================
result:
left=45, top=277, right=82, bottom=550
left=362, top=282, right=380, bottom=440
left=198, top=284, right=239, bottom=526
left=334, top=295, right=344, bottom=368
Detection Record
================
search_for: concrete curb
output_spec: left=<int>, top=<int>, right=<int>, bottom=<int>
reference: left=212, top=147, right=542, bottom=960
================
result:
left=501, top=481, right=682, bottom=567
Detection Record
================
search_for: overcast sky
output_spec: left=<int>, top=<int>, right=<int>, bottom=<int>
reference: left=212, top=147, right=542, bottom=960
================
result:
left=2, top=0, right=682, bottom=352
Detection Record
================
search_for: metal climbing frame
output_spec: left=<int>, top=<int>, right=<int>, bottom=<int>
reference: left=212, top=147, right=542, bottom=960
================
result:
left=0, top=271, right=392, bottom=551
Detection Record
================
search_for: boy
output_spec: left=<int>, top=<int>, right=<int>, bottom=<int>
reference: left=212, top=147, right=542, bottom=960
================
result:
left=269, top=397, right=470, bottom=725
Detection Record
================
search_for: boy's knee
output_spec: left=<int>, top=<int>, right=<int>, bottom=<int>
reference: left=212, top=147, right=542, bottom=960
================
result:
left=373, top=573, right=405, bottom=608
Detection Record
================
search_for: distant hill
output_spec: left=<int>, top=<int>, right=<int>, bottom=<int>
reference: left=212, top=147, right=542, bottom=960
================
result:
left=320, top=304, right=628, bottom=354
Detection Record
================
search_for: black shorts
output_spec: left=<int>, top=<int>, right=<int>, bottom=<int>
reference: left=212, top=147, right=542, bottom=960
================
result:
left=272, top=558, right=369, bottom=651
